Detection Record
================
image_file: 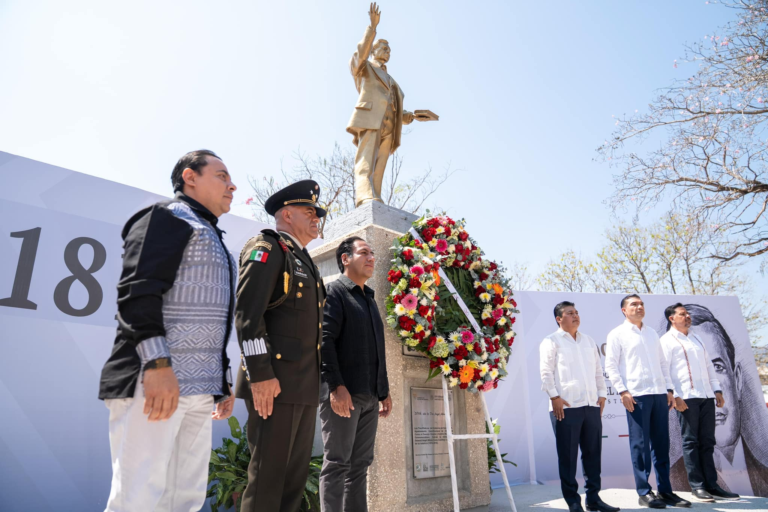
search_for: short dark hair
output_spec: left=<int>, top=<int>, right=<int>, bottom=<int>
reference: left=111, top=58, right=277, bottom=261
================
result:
left=170, top=149, right=222, bottom=192
left=336, top=236, right=365, bottom=274
left=666, top=303, right=736, bottom=370
left=553, top=301, right=575, bottom=326
left=664, top=303, right=685, bottom=323
left=621, top=294, right=642, bottom=309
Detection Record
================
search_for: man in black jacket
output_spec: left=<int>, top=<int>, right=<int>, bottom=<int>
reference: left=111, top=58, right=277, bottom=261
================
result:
left=319, top=236, right=390, bottom=512
left=99, top=149, right=236, bottom=511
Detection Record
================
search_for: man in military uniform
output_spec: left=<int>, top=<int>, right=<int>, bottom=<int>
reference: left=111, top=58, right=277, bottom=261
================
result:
left=235, top=180, right=326, bottom=512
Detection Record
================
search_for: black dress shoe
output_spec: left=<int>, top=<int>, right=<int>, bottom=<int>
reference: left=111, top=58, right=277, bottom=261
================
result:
left=586, top=497, right=620, bottom=512
left=638, top=492, right=666, bottom=508
left=692, top=489, right=714, bottom=502
left=568, top=503, right=585, bottom=512
left=706, top=485, right=740, bottom=499
left=659, top=492, right=691, bottom=508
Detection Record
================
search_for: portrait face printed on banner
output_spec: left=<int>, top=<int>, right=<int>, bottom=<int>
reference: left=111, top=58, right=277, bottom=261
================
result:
left=687, top=306, right=743, bottom=449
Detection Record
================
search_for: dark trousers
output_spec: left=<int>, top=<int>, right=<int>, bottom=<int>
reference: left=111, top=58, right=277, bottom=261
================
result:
left=677, top=397, right=718, bottom=490
left=319, top=394, right=379, bottom=512
left=626, top=394, right=672, bottom=496
left=549, top=406, right=602, bottom=506
left=240, top=400, right=317, bottom=512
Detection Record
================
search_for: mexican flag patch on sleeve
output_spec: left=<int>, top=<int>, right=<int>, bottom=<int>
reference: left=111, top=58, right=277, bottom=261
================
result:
left=250, top=249, right=269, bottom=263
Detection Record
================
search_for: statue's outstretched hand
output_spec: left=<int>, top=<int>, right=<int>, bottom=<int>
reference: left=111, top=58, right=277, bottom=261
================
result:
left=369, top=2, right=381, bottom=28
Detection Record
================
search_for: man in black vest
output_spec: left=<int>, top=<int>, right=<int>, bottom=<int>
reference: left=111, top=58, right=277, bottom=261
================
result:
left=235, top=180, right=326, bottom=512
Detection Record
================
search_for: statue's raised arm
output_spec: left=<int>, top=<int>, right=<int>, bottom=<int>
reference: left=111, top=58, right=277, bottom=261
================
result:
left=350, top=3, right=381, bottom=84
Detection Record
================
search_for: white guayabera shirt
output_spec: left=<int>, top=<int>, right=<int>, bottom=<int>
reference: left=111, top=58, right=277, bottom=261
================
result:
left=539, top=328, right=607, bottom=412
left=605, top=320, right=673, bottom=397
left=660, top=327, right=721, bottom=400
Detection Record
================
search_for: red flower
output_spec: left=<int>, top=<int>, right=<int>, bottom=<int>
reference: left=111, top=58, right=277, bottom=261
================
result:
left=451, top=371, right=459, bottom=378
left=473, top=343, right=482, bottom=355
left=509, top=336, right=515, bottom=344
left=493, top=381, right=498, bottom=389
left=483, top=317, right=495, bottom=326
left=475, top=286, right=486, bottom=297
left=489, top=262, right=498, bottom=271
left=496, top=328, right=505, bottom=336
left=479, top=272, right=489, bottom=281
left=510, top=317, right=516, bottom=324
left=414, top=331, right=426, bottom=341
left=409, top=277, right=421, bottom=289
left=427, top=336, right=437, bottom=350
left=429, top=360, right=440, bottom=369
left=446, top=217, right=456, bottom=226
left=493, top=295, right=504, bottom=306
left=418, top=305, right=430, bottom=317
left=444, top=226, right=452, bottom=236
left=453, top=346, right=468, bottom=360
left=403, top=249, right=414, bottom=261
left=458, top=232, right=469, bottom=241
left=459, top=382, right=468, bottom=389
left=434, top=295, right=440, bottom=301
left=387, top=269, right=403, bottom=283
left=510, top=298, right=517, bottom=307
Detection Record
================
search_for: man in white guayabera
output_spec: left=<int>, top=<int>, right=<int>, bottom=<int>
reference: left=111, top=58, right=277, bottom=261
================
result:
left=540, top=301, right=618, bottom=512
left=605, top=294, right=690, bottom=509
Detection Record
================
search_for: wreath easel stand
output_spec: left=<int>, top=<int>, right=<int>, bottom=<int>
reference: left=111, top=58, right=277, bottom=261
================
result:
left=409, top=228, right=517, bottom=512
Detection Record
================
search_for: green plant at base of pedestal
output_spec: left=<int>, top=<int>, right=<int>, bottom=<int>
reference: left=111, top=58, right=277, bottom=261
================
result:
left=207, top=416, right=322, bottom=511
left=486, top=417, right=516, bottom=492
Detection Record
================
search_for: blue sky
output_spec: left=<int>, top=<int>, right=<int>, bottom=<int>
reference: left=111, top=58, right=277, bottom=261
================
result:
left=1, top=1, right=763, bottom=301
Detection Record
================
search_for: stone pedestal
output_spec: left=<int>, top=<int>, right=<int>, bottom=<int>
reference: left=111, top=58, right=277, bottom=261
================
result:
left=310, top=203, right=492, bottom=511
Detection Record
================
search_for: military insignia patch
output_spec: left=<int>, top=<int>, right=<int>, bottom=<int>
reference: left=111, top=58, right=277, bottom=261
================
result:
left=249, top=250, right=269, bottom=263
left=252, top=241, right=272, bottom=252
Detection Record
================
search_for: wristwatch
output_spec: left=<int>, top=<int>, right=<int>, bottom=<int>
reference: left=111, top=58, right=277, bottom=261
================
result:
left=143, top=357, right=172, bottom=371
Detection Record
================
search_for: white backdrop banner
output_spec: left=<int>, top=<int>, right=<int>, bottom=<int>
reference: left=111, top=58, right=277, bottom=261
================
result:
left=487, top=291, right=768, bottom=497
left=0, top=151, right=268, bottom=511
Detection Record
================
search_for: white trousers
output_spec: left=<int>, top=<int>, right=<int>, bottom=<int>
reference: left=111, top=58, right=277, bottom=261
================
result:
left=104, top=380, right=214, bottom=512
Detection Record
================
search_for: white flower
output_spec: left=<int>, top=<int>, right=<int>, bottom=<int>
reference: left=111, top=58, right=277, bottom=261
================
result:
left=436, top=226, right=445, bottom=234
left=449, top=377, right=459, bottom=387
left=449, top=333, right=460, bottom=343
left=422, top=257, right=434, bottom=265
left=428, top=239, right=437, bottom=247
left=490, top=369, right=499, bottom=379
left=474, top=281, right=482, bottom=288
left=480, top=363, right=490, bottom=377
left=428, top=252, right=436, bottom=259
left=481, top=310, right=491, bottom=320
left=469, top=261, right=481, bottom=271
left=419, top=298, right=430, bottom=306
left=458, top=360, right=467, bottom=367
left=409, top=288, right=420, bottom=295
left=505, top=331, right=515, bottom=340
left=436, top=336, right=445, bottom=344
left=448, top=245, right=456, bottom=254
left=479, top=292, right=491, bottom=303
left=394, top=304, right=406, bottom=316
left=399, top=329, right=412, bottom=338
left=441, top=363, right=452, bottom=375
left=499, top=347, right=509, bottom=358
left=481, top=352, right=488, bottom=361
left=497, top=317, right=507, bottom=326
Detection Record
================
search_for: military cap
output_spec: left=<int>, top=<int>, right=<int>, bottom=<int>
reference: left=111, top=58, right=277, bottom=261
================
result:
left=264, top=179, right=327, bottom=218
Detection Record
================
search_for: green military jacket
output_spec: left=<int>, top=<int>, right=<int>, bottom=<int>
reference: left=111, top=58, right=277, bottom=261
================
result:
left=234, top=229, right=326, bottom=406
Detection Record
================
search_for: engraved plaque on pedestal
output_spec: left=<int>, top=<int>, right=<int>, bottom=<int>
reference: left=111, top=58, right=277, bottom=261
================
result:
left=410, top=387, right=454, bottom=479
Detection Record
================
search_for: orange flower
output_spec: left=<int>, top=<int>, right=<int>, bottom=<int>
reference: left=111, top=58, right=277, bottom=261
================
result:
left=459, top=365, right=474, bottom=384
left=492, top=283, right=503, bottom=296
left=432, top=269, right=441, bottom=286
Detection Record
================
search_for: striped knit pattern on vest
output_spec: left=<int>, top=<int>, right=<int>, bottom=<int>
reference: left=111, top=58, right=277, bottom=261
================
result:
left=138, top=202, right=236, bottom=396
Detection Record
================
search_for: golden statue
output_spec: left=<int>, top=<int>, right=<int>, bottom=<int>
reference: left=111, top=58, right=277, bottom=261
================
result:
left=346, top=2, right=438, bottom=208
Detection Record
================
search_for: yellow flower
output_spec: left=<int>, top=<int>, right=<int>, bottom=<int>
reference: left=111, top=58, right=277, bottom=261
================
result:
left=415, top=324, right=424, bottom=333
left=479, top=292, right=491, bottom=302
left=468, top=360, right=479, bottom=369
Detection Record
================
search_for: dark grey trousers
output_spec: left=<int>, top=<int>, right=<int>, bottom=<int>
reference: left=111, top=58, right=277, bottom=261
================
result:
left=319, top=394, right=379, bottom=512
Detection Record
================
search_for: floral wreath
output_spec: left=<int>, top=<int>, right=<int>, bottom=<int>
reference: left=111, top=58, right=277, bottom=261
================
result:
left=386, top=214, right=519, bottom=393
